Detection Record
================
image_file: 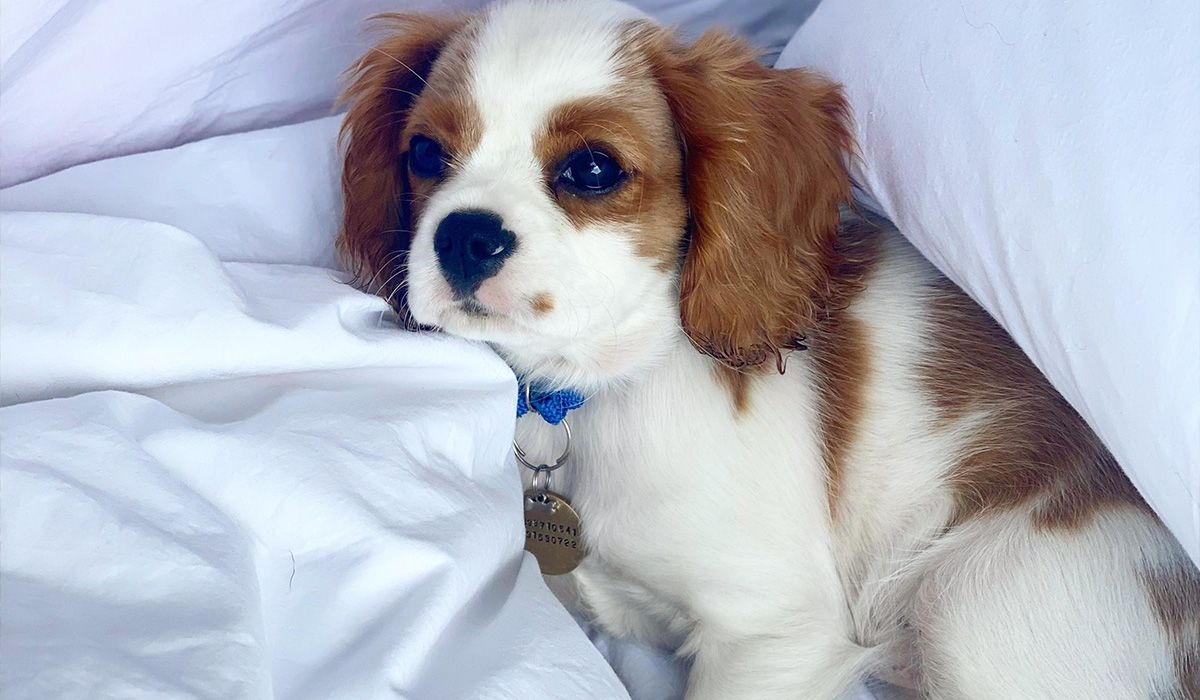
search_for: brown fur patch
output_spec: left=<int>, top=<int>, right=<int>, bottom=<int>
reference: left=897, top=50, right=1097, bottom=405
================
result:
left=530, top=292, right=555, bottom=315
left=623, top=22, right=854, bottom=371
left=536, top=93, right=685, bottom=267
left=921, top=278, right=1150, bottom=529
left=806, top=217, right=880, bottom=518
left=402, top=24, right=483, bottom=189
left=712, top=367, right=752, bottom=415
left=1141, top=561, right=1200, bottom=697
left=337, top=13, right=476, bottom=324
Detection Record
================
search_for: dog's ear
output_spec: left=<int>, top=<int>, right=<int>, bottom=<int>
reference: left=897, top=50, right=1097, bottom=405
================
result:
left=637, top=26, right=853, bottom=370
left=337, top=14, right=466, bottom=320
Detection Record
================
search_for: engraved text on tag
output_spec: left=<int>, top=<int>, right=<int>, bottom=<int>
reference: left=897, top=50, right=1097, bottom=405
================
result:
left=523, top=489, right=584, bottom=576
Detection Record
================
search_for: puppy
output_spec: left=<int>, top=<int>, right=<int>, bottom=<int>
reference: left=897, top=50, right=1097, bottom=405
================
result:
left=336, top=1, right=1199, bottom=697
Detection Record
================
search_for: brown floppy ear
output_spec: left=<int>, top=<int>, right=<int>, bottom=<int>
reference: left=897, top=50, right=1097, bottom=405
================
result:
left=337, top=13, right=466, bottom=321
left=638, top=27, right=853, bottom=370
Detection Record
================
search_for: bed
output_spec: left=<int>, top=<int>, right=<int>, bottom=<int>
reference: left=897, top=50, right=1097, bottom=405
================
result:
left=1, top=1, right=1195, bottom=698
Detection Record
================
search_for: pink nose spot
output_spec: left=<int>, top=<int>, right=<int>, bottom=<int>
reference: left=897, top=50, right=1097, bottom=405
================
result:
left=474, top=279, right=513, bottom=311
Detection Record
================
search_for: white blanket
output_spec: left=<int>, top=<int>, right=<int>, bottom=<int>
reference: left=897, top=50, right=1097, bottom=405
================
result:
left=0, top=211, right=631, bottom=698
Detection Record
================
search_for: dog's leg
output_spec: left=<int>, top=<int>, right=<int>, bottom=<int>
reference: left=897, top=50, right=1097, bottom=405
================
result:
left=572, top=561, right=691, bottom=648
left=683, top=621, right=875, bottom=700
left=910, top=509, right=1191, bottom=699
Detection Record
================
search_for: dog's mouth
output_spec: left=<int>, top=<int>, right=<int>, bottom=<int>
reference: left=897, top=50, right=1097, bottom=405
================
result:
left=429, top=295, right=509, bottom=338
left=458, top=297, right=491, bottom=318
left=410, top=275, right=555, bottom=346
left=434, top=294, right=558, bottom=349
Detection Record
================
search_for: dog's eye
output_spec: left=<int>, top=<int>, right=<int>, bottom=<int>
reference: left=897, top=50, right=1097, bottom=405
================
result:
left=409, top=135, right=447, bottom=178
left=557, top=150, right=624, bottom=195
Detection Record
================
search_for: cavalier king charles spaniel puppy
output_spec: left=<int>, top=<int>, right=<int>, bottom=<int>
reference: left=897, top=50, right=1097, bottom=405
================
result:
left=336, top=1, right=1199, bottom=697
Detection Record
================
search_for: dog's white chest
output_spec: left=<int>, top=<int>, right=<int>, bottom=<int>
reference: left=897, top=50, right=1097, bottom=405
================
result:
left=515, top=344, right=837, bottom=642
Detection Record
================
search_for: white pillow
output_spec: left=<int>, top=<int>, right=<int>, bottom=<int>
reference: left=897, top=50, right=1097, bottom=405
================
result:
left=0, top=0, right=817, bottom=188
left=778, top=0, right=1199, bottom=562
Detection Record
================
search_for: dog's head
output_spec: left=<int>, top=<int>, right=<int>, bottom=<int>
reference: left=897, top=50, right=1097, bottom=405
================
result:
left=339, top=0, right=852, bottom=389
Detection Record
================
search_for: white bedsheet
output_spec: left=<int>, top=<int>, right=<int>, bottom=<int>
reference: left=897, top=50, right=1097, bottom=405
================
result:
left=0, top=211, right=630, bottom=699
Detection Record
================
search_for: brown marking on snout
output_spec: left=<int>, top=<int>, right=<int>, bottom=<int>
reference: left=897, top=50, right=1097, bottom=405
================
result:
left=531, top=292, right=555, bottom=315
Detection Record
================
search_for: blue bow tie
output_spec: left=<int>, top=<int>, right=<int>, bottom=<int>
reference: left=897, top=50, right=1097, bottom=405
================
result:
left=517, top=383, right=586, bottom=425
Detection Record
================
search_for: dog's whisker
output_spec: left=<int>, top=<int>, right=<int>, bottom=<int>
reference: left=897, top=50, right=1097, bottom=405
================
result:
left=361, top=251, right=407, bottom=293
left=367, top=46, right=443, bottom=98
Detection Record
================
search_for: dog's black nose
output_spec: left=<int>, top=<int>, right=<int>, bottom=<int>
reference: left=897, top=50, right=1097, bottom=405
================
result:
left=433, top=210, right=516, bottom=297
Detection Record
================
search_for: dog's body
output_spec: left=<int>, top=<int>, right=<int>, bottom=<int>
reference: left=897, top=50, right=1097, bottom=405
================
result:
left=523, top=222, right=1193, bottom=699
left=337, top=2, right=1199, bottom=697
left=527, top=221, right=1200, bottom=699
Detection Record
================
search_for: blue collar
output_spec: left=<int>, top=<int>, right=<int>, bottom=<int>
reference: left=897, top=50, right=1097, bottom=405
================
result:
left=517, top=383, right=586, bottom=425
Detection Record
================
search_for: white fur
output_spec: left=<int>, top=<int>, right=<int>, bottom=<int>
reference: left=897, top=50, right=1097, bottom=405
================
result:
left=398, top=2, right=1188, bottom=697
left=908, top=508, right=1175, bottom=699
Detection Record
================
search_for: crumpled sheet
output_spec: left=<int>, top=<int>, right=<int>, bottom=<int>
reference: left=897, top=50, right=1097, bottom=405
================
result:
left=0, top=210, right=630, bottom=699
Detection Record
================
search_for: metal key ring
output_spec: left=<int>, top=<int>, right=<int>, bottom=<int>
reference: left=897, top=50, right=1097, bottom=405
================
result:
left=513, top=418, right=571, bottom=472
left=530, top=466, right=553, bottom=493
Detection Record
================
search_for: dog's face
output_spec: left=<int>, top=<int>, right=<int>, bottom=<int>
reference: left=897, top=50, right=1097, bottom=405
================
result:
left=340, top=0, right=852, bottom=390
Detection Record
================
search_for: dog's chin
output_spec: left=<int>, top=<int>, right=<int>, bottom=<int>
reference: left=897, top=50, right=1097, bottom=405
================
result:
left=414, top=297, right=577, bottom=383
left=408, top=281, right=676, bottom=390
left=419, top=301, right=496, bottom=338
left=412, top=294, right=527, bottom=347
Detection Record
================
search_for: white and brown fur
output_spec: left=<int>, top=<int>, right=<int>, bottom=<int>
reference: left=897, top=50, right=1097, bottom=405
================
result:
left=337, top=1, right=1200, bottom=697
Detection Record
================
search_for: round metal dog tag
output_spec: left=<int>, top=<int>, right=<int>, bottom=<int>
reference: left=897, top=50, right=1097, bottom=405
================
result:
left=523, top=489, right=584, bottom=576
